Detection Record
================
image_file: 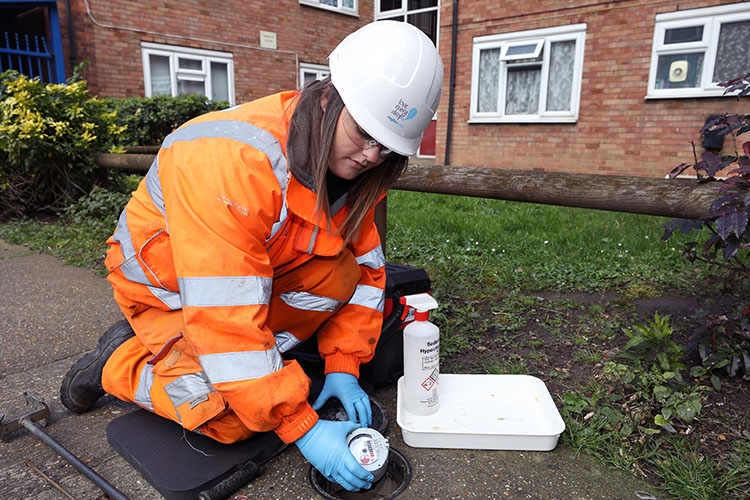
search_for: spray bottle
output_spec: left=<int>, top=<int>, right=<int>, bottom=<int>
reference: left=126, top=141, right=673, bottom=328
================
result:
left=400, top=293, right=440, bottom=416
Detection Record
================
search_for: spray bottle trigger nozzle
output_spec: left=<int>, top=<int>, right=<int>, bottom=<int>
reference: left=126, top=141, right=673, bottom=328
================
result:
left=400, top=293, right=438, bottom=321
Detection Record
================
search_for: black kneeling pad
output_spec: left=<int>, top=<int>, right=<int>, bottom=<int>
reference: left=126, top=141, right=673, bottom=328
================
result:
left=106, top=398, right=388, bottom=500
left=106, top=409, right=287, bottom=500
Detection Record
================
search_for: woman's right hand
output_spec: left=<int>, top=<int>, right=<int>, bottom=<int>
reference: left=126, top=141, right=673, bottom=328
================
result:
left=295, top=419, right=374, bottom=491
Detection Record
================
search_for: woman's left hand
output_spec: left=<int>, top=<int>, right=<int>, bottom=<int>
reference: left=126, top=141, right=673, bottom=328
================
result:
left=313, top=372, right=372, bottom=427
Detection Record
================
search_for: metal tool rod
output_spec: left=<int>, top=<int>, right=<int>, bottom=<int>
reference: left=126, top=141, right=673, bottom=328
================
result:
left=19, top=416, right=129, bottom=500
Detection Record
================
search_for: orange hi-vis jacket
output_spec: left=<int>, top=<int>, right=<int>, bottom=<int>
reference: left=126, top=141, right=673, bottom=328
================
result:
left=103, top=91, right=387, bottom=443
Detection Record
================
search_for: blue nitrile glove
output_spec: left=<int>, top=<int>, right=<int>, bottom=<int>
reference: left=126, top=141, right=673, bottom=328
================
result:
left=295, top=419, right=374, bottom=491
left=313, top=372, right=372, bottom=427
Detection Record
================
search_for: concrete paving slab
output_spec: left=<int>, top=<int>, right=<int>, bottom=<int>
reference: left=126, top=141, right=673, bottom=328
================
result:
left=0, top=240, right=665, bottom=500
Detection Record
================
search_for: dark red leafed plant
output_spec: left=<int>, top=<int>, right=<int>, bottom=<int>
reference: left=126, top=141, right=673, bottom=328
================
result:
left=663, top=73, right=750, bottom=380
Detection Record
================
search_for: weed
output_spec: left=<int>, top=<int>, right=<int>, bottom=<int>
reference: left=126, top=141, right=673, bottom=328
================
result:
left=572, top=334, right=588, bottom=347
left=647, top=440, right=746, bottom=500
left=574, top=348, right=603, bottom=364
left=608, top=314, right=711, bottom=431
left=483, top=356, right=527, bottom=375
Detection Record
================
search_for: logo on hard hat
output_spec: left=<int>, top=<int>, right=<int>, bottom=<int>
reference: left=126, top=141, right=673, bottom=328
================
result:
left=387, top=99, right=417, bottom=128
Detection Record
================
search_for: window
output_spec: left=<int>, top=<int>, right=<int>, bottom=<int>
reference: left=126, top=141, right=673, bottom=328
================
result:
left=299, top=63, right=330, bottom=89
left=141, top=42, right=235, bottom=105
left=299, top=0, right=357, bottom=16
left=647, top=4, right=750, bottom=98
left=376, top=0, right=439, bottom=46
left=501, top=40, right=544, bottom=61
left=470, top=24, right=586, bottom=123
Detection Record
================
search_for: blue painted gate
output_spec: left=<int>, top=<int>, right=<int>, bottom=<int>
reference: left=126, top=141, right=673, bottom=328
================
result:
left=0, top=1, right=66, bottom=83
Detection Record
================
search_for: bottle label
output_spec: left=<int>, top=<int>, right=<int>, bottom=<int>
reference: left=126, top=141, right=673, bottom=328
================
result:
left=421, top=352, right=439, bottom=371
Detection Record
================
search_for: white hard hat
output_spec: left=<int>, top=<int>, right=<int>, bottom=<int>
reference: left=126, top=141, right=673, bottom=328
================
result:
left=328, top=21, right=444, bottom=157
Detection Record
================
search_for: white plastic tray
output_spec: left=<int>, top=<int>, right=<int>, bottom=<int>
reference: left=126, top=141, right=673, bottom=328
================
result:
left=396, top=374, right=565, bottom=451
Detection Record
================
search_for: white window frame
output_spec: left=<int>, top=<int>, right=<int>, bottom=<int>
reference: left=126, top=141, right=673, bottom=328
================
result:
left=141, top=42, right=235, bottom=105
left=470, top=24, right=586, bottom=124
left=299, top=63, right=330, bottom=90
left=647, top=4, right=750, bottom=99
left=299, top=0, right=357, bottom=17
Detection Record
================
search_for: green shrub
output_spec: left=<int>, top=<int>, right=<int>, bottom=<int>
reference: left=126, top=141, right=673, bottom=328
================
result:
left=0, top=68, right=125, bottom=218
left=63, top=185, right=131, bottom=233
left=105, top=93, right=229, bottom=146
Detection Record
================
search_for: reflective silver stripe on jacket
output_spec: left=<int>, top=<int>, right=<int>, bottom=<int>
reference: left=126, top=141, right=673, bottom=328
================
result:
left=279, top=291, right=344, bottom=312
left=349, top=284, right=385, bottom=313
left=274, top=330, right=302, bottom=353
left=179, top=276, right=273, bottom=307
left=199, top=348, right=285, bottom=384
left=135, top=367, right=215, bottom=422
left=111, top=119, right=289, bottom=310
left=135, top=364, right=155, bottom=411
left=144, top=159, right=166, bottom=219
left=356, top=245, right=386, bottom=270
left=164, top=372, right=215, bottom=409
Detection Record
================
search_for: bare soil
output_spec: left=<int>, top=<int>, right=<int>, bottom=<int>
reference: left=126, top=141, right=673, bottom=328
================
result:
left=440, top=287, right=750, bottom=471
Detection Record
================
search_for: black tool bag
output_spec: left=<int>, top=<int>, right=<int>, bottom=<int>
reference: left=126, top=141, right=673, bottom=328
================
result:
left=286, top=262, right=431, bottom=393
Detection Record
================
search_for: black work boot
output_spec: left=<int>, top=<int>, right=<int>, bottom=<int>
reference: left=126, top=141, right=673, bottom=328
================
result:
left=60, top=319, right=135, bottom=413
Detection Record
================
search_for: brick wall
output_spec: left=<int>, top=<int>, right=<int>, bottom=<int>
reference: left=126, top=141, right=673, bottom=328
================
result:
left=436, top=0, right=748, bottom=178
left=54, top=1, right=748, bottom=178
left=61, top=0, right=372, bottom=102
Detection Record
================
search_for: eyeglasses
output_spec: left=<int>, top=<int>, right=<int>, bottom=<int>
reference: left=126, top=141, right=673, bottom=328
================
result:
left=341, top=109, right=394, bottom=158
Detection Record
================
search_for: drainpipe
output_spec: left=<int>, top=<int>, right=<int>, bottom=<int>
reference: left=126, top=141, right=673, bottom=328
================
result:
left=64, top=0, right=77, bottom=68
left=444, top=0, right=458, bottom=166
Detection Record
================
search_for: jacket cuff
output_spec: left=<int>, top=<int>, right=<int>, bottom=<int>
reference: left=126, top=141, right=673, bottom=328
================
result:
left=275, top=402, right=319, bottom=444
left=324, top=351, right=361, bottom=378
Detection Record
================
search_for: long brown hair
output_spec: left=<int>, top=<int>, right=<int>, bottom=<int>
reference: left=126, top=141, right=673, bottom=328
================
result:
left=288, top=78, right=408, bottom=246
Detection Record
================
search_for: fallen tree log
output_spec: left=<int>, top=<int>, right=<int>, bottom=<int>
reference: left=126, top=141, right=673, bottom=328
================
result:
left=94, top=153, right=154, bottom=171
left=394, top=163, right=731, bottom=220
left=93, top=154, right=733, bottom=221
